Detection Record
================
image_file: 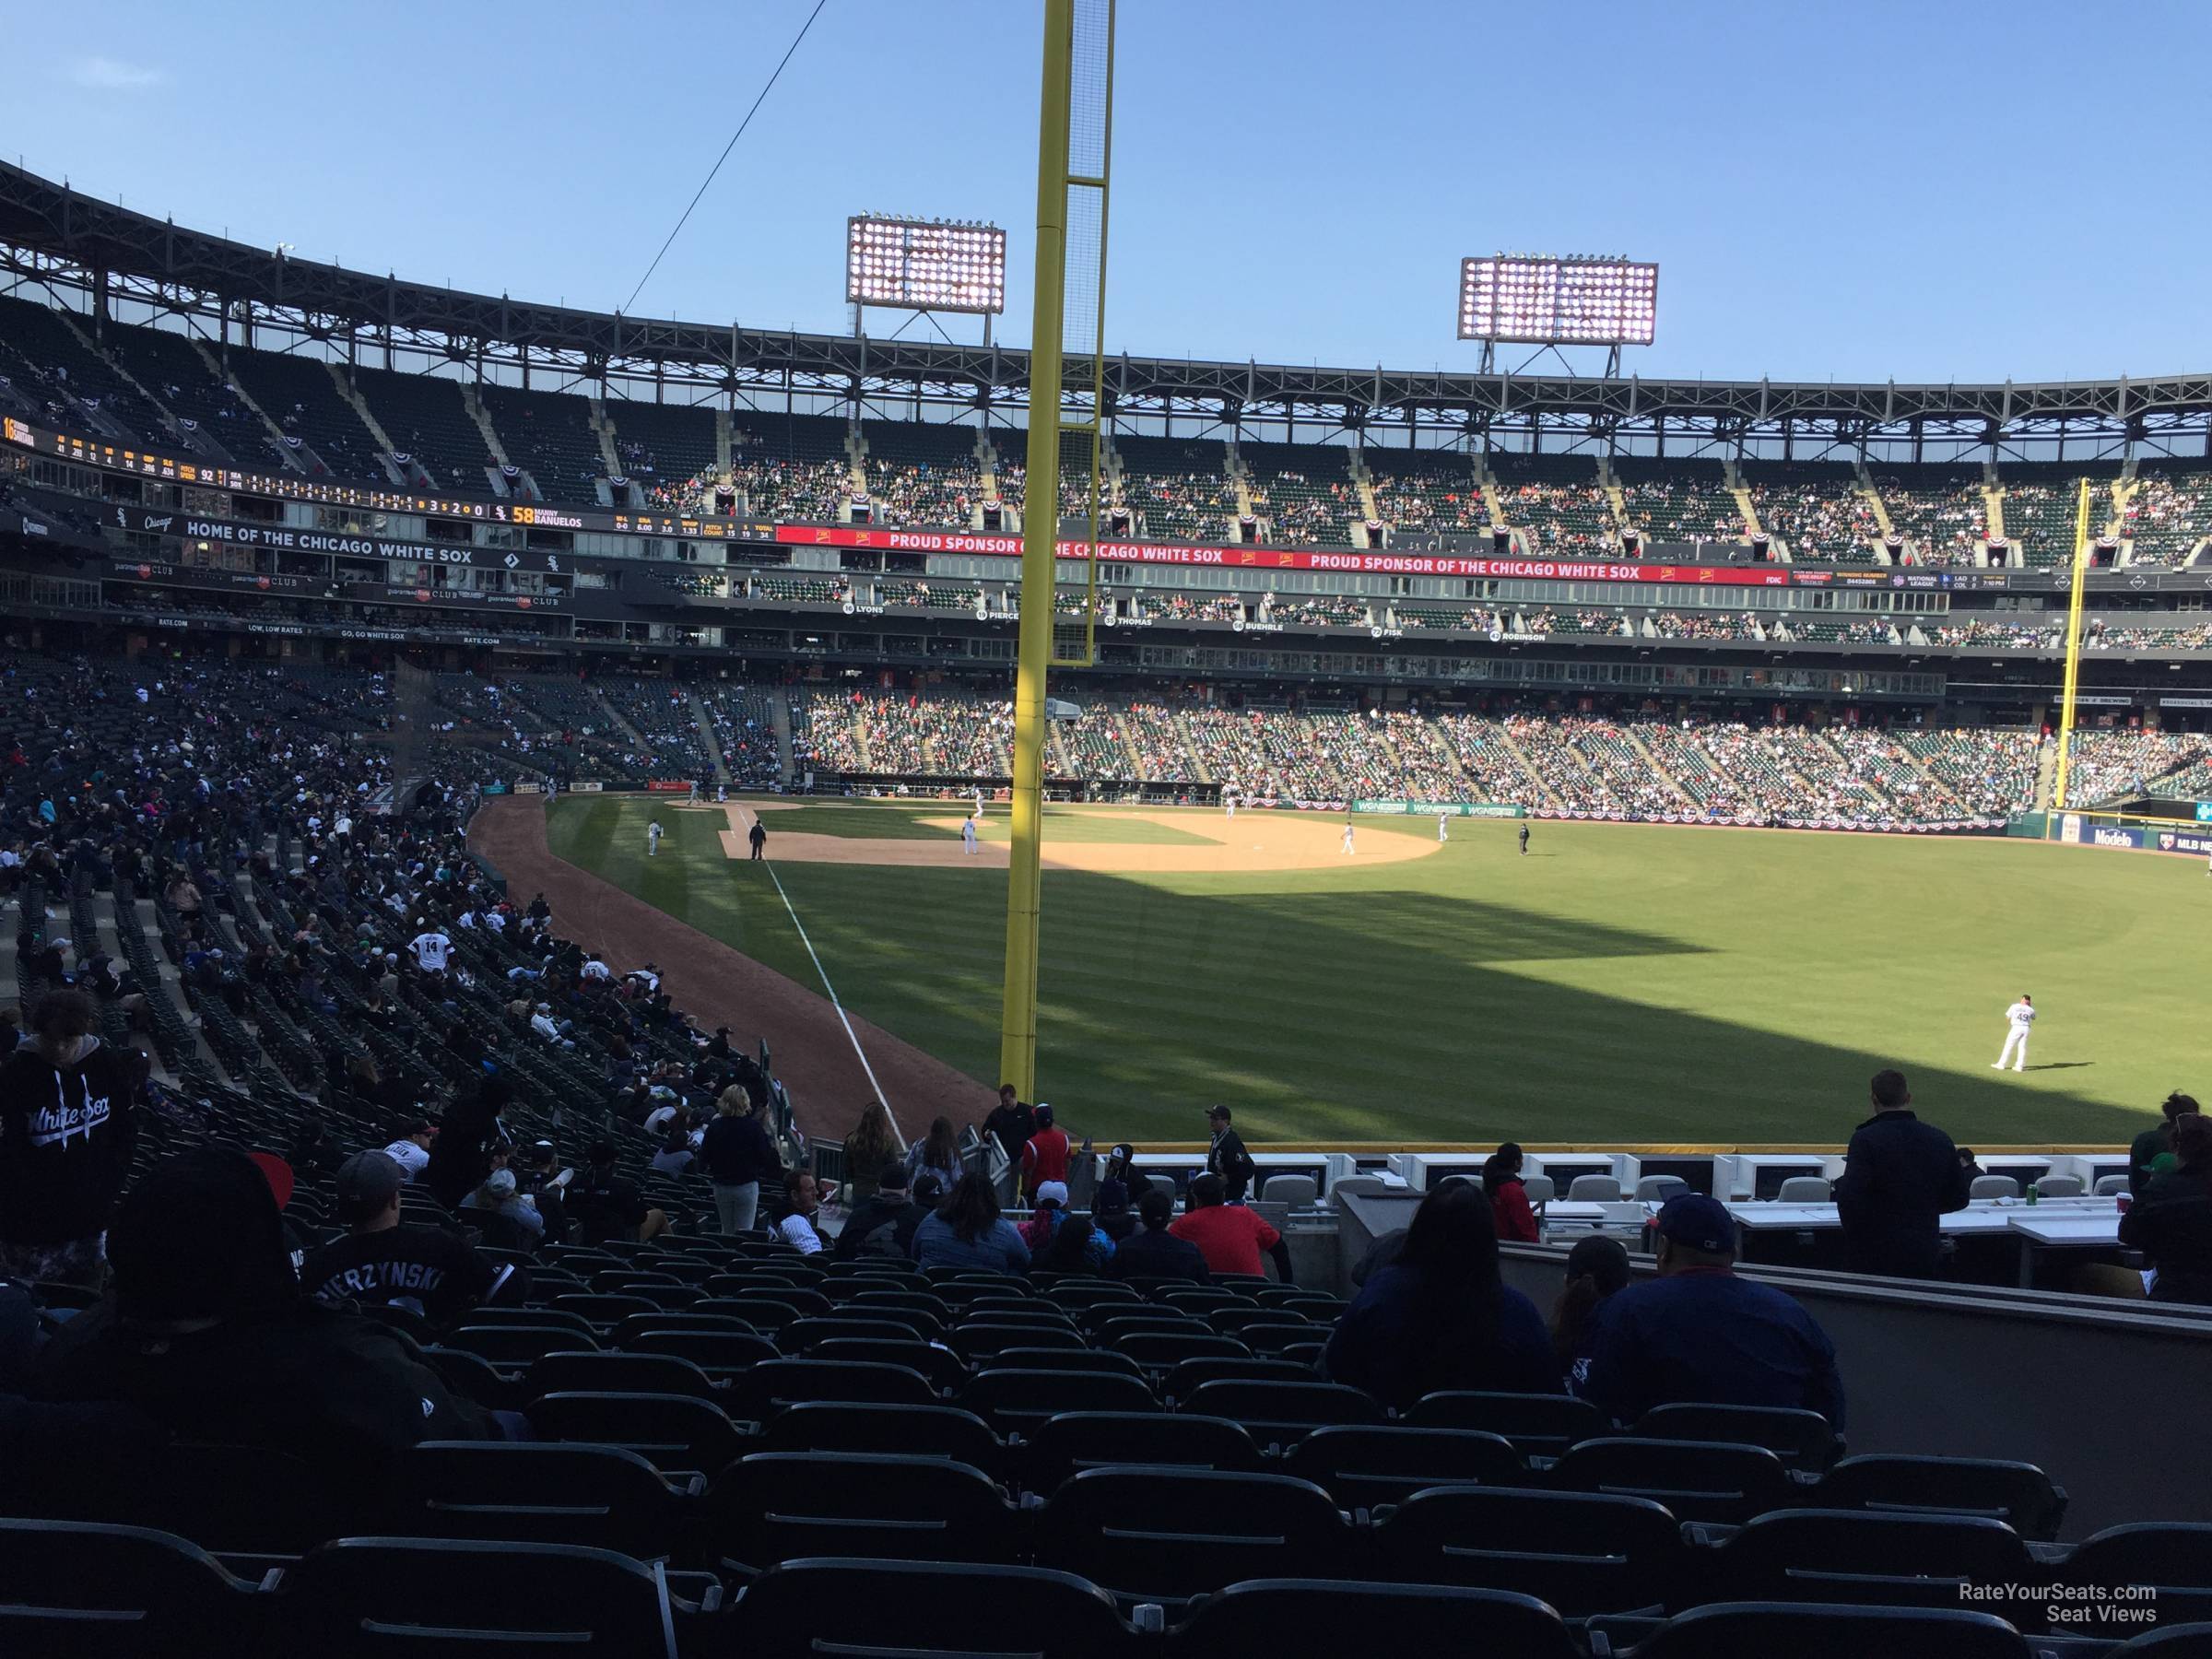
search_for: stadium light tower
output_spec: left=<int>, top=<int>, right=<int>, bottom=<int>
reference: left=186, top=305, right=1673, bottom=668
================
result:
left=1457, top=253, right=1658, bottom=378
left=846, top=215, right=1007, bottom=344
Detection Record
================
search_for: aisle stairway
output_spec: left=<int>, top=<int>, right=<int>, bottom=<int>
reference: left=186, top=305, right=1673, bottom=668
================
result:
left=687, top=690, right=733, bottom=787
left=1497, top=725, right=1563, bottom=810
left=769, top=690, right=796, bottom=785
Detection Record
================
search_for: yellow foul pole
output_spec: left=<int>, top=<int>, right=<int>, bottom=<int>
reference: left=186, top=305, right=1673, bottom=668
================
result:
left=2050, top=477, right=2094, bottom=810
left=1000, top=0, right=1077, bottom=1100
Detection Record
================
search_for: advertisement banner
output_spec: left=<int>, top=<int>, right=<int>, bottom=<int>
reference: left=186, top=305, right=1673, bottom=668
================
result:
left=512, top=782, right=543, bottom=794
left=1352, top=799, right=1524, bottom=818
left=107, top=557, right=313, bottom=594
left=569, top=782, right=605, bottom=794
left=645, top=780, right=691, bottom=794
left=479, top=782, right=509, bottom=796
left=2153, top=828, right=2212, bottom=856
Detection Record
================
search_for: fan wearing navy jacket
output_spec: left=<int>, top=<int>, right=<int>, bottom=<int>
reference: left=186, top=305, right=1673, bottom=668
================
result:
left=1323, top=1181, right=1559, bottom=1409
left=0, top=989, right=144, bottom=1287
left=1579, top=1192, right=1845, bottom=1430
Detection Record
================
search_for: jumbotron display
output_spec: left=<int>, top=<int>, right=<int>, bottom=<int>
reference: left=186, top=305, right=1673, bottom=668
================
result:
left=846, top=215, right=1007, bottom=315
left=1458, top=254, right=1660, bottom=346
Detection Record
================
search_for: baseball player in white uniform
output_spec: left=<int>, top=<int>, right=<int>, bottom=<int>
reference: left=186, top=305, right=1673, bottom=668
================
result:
left=961, top=815, right=980, bottom=854
left=1437, top=811, right=1450, bottom=843
left=1993, top=994, right=2035, bottom=1072
left=647, top=819, right=664, bottom=858
left=1224, top=793, right=1236, bottom=819
left=1341, top=819, right=1356, bottom=855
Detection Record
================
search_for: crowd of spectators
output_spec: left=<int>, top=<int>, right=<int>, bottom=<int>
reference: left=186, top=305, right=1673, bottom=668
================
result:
left=1144, top=593, right=1244, bottom=623
left=1923, top=620, right=2061, bottom=650
left=1497, top=477, right=1618, bottom=555
left=696, top=685, right=782, bottom=790
left=1873, top=471, right=1987, bottom=565
left=1783, top=618, right=1899, bottom=644
left=2083, top=619, right=2212, bottom=651
left=1616, top=474, right=1744, bottom=545
left=1261, top=594, right=1369, bottom=628
left=1645, top=610, right=1763, bottom=641
left=1748, top=470, right=1878, bottom=562
left=1522, top=608, right=1630, bottom=639
left=2123, top=469, right=2212, bottom=565
left=2063, top=728, right=2212, bottom=805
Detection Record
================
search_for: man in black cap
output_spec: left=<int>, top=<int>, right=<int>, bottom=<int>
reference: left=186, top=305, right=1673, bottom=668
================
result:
left=300, top=1150, right=511, bottom=1330
left=1578, top=1193, right=1844, bottom=1430
left=1205, top=1105, right=1255, bottom=1203
left=34, top=1147, right=500, bottom=1480
left=1106, top=1188, right=1211, bottom=1283
left=834, top=1161, right=931, bottom=1261
left=1834, top=1068, right=1972, bottom=1279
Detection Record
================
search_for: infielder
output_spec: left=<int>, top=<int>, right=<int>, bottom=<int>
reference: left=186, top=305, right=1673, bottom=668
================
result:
left=1341, top=818, right=1356, bottom=855
left=1224, top=793, right=1236, bottom=820
left=647, top=818, right=664, bottom=858
left=961, top=814, right=980, bottom=855
left=1993, top=994, right=2035, bottom=1072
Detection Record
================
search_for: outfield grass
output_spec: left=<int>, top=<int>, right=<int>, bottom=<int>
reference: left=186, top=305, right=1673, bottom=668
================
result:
left=546, top=796, right=2203, bottom=1148
left=756, top=802, right=1213, bottom=845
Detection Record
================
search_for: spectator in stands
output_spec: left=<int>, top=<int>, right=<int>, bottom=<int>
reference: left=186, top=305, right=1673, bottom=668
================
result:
left=912, top=1173, right=1031, bottom=1273
left=1205, top=1104, right=1256, bottom=1201
left=1020, top=1102, right=1074, bottom=1200
left=301, top=1150, right=506, bottom=1329
left=0, top=988, right=144, bottom=1288
left=982, top=1084, right=1033, bottom=1166
left=837, top=1162, right=931, bottom=1261
left=650, top=1120, right=695, bottom=1176
left=774, top=1171, right=827, bottom=1255
left=1484, top=1144, right=1539, bottom=1243
left=1579, top=1194, right=1845, bottom=1429
left=1957, top=1147, right=1986, bottom=1182
left=843, top=1100, right=900, bottom=1202
left=425, top=1077, right=513, bottom=1211
left=1038, top=1211, right=1112, bottom=1276
left=2131, top=1091, right=2200, bottom=1198
left=1171, top=1172, right=1293, bottom=1282
left=1090, top=1178, right=1136, bottom=1242
left=35, top=1147, right=498, bottom=1478
left=1106, top=1187, right=1210, bottom=1282
left=906, top=1115, right=963, bottom=1194
left=381, top=1120, right=437, bottom=1183
left=1324, top=1182, right=1557, bottom=1407
left=2121, top=1112, right=2212, bottom=1306
left=1834, top=1069, right=1971, bottom=1279
left=568, top=1140, right=669, bottom=1245
left=1550, top=1233, right=1633, bottom=1392
left=460, top=1168, right=544, bottom=1252
left=700, top=1088, right=777, bottom=1236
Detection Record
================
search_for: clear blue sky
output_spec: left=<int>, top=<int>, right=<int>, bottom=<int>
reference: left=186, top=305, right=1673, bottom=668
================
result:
left=11, top=0, right=2208, bottom=384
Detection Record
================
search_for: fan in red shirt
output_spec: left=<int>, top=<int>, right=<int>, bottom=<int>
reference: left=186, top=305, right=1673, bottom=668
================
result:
left=1018, top=1103, right=1072, bottom=1200
left=1485, top=1143, right=1540, bottom=1244
left=1168, top=1172, right=1294, bottom=1281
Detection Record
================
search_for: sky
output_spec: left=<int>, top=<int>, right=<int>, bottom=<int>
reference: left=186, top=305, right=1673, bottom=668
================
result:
left=8, top=0, right=2210, bottom=386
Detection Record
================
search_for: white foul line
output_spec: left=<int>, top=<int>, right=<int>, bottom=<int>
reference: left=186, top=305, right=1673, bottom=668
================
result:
left=762, top=856, right=897, bottom=1135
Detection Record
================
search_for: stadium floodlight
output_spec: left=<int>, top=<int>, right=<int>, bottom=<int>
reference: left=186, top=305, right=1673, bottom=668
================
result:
left=846, top=215, right=1007, bottom=315
left=1457, top=254, right=1658, bottom=347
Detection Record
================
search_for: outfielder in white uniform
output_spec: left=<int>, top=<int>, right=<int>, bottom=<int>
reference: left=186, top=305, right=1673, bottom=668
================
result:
left=1438, top=812, right=1450, bottom=843
left=1993, top=994, right=2035, bottom=1072
left=1341, top=820, right=1356, bottom=855
left=961, top=816, right=979, bottom=854
left=647, top=819, right=664, bottom=857
left=1224, top=794, right=1236, bottom=819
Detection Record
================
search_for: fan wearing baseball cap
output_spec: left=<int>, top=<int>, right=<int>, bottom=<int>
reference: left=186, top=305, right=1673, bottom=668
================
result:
left=1577, top=1192, right=1846, bottom=1431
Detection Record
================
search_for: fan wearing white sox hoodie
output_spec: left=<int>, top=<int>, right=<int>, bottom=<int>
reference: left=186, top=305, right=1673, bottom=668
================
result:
left=0, top=989, right=144, bottom=1287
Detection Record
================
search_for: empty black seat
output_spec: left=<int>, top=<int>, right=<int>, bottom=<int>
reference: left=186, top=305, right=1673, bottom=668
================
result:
left=813, top=1337, right=968, bottom=1392
left=0, top=1518, right=260, bottom=1659
left=1179, top=1380, right=1381, bottom=1445
left=1162, top=1357, right=1310, bottom=1400
left=1022, top=1410, right=1266, bottom=1493
left=957, top=1367, right=1159, bottom=1436
left=1034, top=1466, right=1351, bottom=1607
left=951, top=1322, right=1086, bottom=1363
left=1818, top=1453, right=2067, bottom=1541
left=393, top=1441, right=694, bottom=1558
left=757, top=1401, right=1010, bottom=1483
left=701, top=1452, right=1019, bottom=1575
left=1701, top=1509, right=2034, bottom=1615
left=610, top=1312, right=758, bottom=1347
left=731, top=1359, right=939, bottom=1422
left=552, top=1293, right=663, bottom=1325
left=1637, top=1402, right=1842, bottom=1472
left=1283, top=1425, right=1524, bottom=1510
left=1548, top=1436, right=1795, bottom=1525
left=524, top=1350, right=722, bottom=1402
left=2059, top=1524, right=2212, bottom=1628
left=726, top=1557, right=1143, bottom=1656
left=990, top=1347, right=1144, bottom=1378
left=1625, top=1600, right=2032, bottom=1659
left=1113, top=1332, right=1252, bottom=1371
left=275, top=1536, right=674, bottom=1656
left=527, top=1390, right=745, bottom=1470
left=444, top=1323, right=602, bottom=1369
left=784, top=1316, right=924, bottom=1352
left=1164, top=1579, right=1582, bottom=1659
left=1367, top=1485, right=1684, bottom=1617
left=1405, top=1390, right=1606, bottom=1458
left=622, top=1328, right=780, bottom=1374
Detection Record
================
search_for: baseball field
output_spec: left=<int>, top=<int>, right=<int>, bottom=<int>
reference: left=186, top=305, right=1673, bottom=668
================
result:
left=529, top=794, right=2206, bottom=1149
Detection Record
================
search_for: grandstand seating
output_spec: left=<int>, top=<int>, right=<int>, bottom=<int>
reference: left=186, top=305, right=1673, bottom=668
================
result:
left=1997, top=466, right=2122, bottom=567
left=730, top=414, right=853, bottom=521
left=225, top=348, right=391, bottom=483
left=2123, top=463, right=2212, bottom=565
left=1615, top=457, right=1743, bottom=546
left=1115, top=435, right=1239, bottom=543
left=1746, top=463, right=1878, bottom=562
left=1238, top=441, right=1360, bottom=547
left=97, top=320, right=260, bottom=447
left=1491, top=453, right=1618, bottom=555
left=354, top=368, right=493, bottom=495
left=606, top=399, right=719, bottom=496
left=1364, top=446, right=1487, bottom=534
left=480, top=384, right=607, bottom=503
left=0, top=293, right=171, bottom=446
left=863, top=420, right=984, bottom=527
left=1874, top=466, right=1988, bottom=564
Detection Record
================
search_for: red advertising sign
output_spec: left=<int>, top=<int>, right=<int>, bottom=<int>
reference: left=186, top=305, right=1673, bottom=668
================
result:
left=644, top=780, right=693, bottom=793
left=773, top=524, right=1791, bottom=586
